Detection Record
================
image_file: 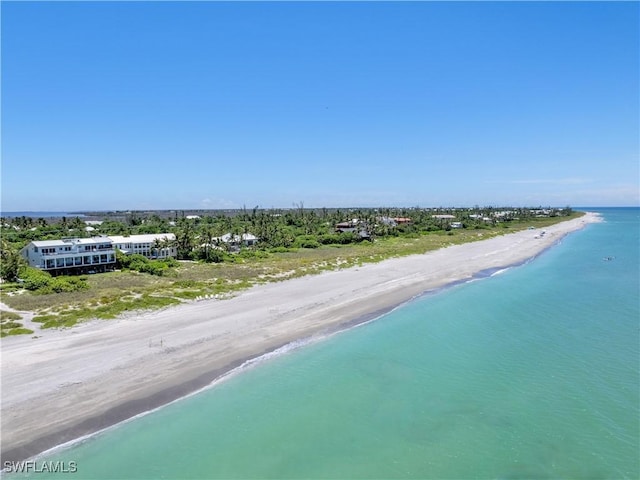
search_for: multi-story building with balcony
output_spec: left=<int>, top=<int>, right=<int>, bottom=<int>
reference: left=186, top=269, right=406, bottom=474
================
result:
left=20, top=233, right=177, bottom=275
left=108, top=233, right=177, bottom=259
left=20, top=237, right=117, bottom=274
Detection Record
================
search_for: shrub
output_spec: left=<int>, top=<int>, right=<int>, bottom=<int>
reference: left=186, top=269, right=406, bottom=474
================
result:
left=293, top=235, right=321, bottom=249
left=0, top=310, right=21, bottom=321
left=160, top=257, right=179, bottom=267
left=0, top=321, right=22, bottom=329
left=319, top=232, right=359, bottom=245
left=117, top=252, right=171, bottom=276
left=1, top=327, right=34, bottom=338
left=141, top=262, right=168, bottom=276
left=238, top=249, right=269, bottom=259
left=49, top=276, right=90, bottom=293
left=268, top=246, right=290, bottom=253
left=19, top=267, right=52, bottom=291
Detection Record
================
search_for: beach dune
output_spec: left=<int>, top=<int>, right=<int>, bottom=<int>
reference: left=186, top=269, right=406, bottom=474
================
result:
left=0, top=213, right=600, bottom=463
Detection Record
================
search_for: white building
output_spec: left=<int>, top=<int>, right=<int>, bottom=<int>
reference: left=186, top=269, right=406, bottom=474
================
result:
left=204, top=233, right=258, bottom=253
left=108, top=233, right=177, bottom=259
left=21, top=238, right=116, bottom=274
left=215, top=233, right=258, bottom=247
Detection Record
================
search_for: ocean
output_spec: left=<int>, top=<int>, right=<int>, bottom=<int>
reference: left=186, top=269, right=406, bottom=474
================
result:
left=9, top=208, right=639, bottom=479
left=0, top=212, right=85, bottom=218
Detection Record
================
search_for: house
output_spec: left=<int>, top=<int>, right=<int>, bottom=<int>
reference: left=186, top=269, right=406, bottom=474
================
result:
left=215, top=233, right=258, bottom=247
left=21, top=237, right=116, bottom=274
left=335, top=219, right=361, bottom=233
left=450, top=222, right=463, bottom=229
left=335, top=221, right=371, bottom=241
left=432, top=214, right=456, bottom=220
left=207, top=233, right=258, bottom=253
left=108, top=233, right=177, bottom=259
left=378, top=217, right=397, bottom=227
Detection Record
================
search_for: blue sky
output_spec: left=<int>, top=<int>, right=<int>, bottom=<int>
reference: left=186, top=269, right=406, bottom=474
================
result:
left=2, top=1, right=638, bottom=211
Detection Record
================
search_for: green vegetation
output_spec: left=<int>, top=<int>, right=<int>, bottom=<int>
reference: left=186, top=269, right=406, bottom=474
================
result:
left=0, top=310, right=33, bottom=338
left=0, top=207, right=582, bottom=330
left=116, top=251, right=177, bottom=276
left=31, top=294, right=181, bottom=329
left=17, top=266, right=90, bottom=294
left=0, top=310, right=21, bottom=321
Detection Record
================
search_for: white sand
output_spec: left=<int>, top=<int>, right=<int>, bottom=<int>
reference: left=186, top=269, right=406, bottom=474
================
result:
left=0, top=213, right=601, bottom=460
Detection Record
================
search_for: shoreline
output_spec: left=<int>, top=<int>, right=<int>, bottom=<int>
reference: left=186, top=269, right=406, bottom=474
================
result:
left=1, top=213, right=601, bottom=464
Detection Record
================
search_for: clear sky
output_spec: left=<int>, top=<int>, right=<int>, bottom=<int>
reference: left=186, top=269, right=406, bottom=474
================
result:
left=2, top=1, right=638, bottom=211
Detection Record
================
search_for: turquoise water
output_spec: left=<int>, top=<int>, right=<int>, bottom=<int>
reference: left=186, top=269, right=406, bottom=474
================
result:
left=15, top=209, right=640, bottom=479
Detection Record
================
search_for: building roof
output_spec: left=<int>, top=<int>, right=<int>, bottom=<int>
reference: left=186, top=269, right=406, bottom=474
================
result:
left=30, top=239, right=69, bottom=248
left=29, top=237, right=111, bottom=247
left=109, top=233, right=176, bottom=244
left=215, top=233, right=257, bottom=243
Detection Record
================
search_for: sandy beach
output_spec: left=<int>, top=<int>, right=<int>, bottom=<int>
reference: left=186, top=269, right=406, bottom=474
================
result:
left=1, top=213, right=601, bottom=463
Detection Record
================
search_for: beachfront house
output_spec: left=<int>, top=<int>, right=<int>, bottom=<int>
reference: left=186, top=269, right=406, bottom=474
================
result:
left=216, top=233, right=258, bottom=249
left=21, top=238, right=117, bottom=275
left=108, top=233, right=177, bottom=259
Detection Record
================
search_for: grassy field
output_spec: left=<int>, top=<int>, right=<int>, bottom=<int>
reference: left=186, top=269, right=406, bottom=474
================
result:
left=0, top=213, right=583, bottom=331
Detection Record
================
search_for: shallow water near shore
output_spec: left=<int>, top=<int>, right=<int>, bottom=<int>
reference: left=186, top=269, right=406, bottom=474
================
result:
left=13, top=208, right=639, bottom=479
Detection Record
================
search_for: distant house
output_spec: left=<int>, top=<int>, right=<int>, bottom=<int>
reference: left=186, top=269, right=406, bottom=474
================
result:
left=393, top=217, right=412, bottom=224
left=21, top=238, right=116, bottom=274
left=378, top=217, right=397, bottom=227
left=450, top=222, right=463, bottom=229
left=213, top=233, right=258, bottom=251
left=432, top=214, right=456, bottom=220
left=109, top=233, right=177, bottom=259
left=335, top=221, right=357, bottom=233
left=335, top=221, right=371, bottom=241
left=185, top=215, right=200, bottom=220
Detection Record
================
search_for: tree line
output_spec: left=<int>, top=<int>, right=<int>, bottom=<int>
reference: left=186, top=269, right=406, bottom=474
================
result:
left=0, top=205, right=574, bottom=280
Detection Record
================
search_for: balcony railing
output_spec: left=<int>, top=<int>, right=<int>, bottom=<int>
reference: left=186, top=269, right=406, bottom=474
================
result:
left=40, top=248, right=115, bottom=256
